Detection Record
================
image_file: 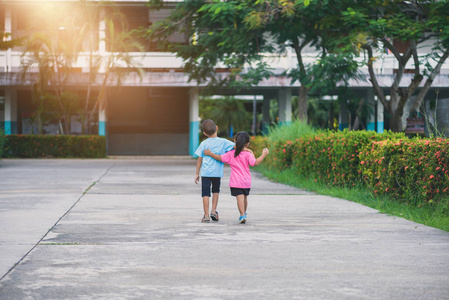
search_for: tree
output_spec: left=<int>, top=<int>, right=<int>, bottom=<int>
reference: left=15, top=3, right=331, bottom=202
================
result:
left=200, top=96, right=250, bottom=136
left=0, top=32, right=22, bottom=51
left=147, top=0, right=359, bottom=123
left=20, top=1, right=144, bottom=134
left=340, top=0, right=449, bottom=132
left=76, top=1, right=145, bottom=134
left=20, top=3, right=80, bottom=134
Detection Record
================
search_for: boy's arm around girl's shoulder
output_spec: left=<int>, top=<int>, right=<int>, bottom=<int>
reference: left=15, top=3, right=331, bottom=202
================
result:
left=243, top=147, right=254, bottom=157
left=254, top=148, right=269, bottom=166
left=223, top=138, right=235, bottom=153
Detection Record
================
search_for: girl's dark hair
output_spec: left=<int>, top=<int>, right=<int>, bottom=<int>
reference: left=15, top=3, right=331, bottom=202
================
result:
left=234, top=132, right=250, bottom=157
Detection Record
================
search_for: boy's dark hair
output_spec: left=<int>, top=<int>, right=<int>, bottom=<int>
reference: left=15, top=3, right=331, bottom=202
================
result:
left=202, top=119, right=217, bottom=136
left=234, top=131, right=250, bottom=157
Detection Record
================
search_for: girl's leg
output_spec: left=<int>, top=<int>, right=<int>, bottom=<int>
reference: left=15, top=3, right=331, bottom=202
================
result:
left=244, top=195, right=248, bottom=214
left=236, top=194, right=246, bottom=216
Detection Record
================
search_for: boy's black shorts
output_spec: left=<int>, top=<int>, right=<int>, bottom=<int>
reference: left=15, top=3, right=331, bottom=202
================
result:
left=230, top=187, right=251, bottom=196
left=201, top=177, right=221, bottom=197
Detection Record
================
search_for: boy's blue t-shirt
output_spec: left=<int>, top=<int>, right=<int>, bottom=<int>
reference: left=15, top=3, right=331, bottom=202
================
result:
left=195, top=137, right=235, bottom=177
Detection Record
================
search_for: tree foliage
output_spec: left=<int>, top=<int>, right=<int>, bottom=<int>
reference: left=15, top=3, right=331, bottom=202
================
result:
left=0, top=33, right=23, bottom=51
left=20, top=1, right=144, bottom=134
left=147, top=0, right=360, bottom=123
left=338, top=0, right=449, bottom=132
left=200, top=96, right=251, bottom=136
left=149, top=0, right=449, bottom=132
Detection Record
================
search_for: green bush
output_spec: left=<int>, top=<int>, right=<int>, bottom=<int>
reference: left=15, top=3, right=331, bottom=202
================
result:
left=2, top=135, right=107, bottom=158
left=257, top=121, right=448, bottom=205
left=260, top=121, right=316, bottom=171
left=290, top=130, right=405, bottom=186
left=360, top=137, right=449, bottom=202
left=249, top=135, right=268, bottom=155
left=0, top=129, right=5, bottom=158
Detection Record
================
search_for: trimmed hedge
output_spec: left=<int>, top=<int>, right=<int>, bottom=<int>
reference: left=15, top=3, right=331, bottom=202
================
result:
left=250, top=130, right=449, bottom=203
left=2, top=135, right=107, bottom=158
left=0, top=130, right=5, bottom=158
left=360, top=138, right=449, bottom=202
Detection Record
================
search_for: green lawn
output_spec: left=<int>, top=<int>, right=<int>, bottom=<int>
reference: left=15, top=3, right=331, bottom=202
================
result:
left=255, top=166, right=449, bottom=232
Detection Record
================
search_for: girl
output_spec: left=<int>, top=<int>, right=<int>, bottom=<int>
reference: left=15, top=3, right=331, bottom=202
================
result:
left=204, top=132, right=269, bottom=223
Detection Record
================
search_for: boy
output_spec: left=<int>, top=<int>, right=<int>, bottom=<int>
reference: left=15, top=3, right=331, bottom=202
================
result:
left=195, top=119, right=235, bottom=223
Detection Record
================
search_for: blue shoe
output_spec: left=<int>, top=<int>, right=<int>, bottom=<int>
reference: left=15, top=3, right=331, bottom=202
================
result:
left=239, top=215, right=247, bottom=224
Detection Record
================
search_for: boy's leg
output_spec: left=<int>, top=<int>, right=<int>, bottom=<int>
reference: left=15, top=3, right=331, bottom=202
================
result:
left=203, top=196, right=210, bottom=217
left=211, top=193, right=219, bottom=221
left=210, top=178, right=221, bottom=213
left=211, top=193, right=219, bottom=213
left=201, top=177, right=212, bottom=222
left=210, top=177, right=221, bottom=221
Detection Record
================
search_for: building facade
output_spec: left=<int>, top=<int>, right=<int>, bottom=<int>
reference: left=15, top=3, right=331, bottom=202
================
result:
left=1, top=0, right=449, bottom=156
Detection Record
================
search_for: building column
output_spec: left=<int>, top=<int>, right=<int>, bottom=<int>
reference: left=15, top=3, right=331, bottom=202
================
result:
left=262, top=93, right=271, bottom=134
left=278, top=88, right=292, bottom=126
left=189, top=88, right=199, bottom=157
left=4, top=7, right=12, bottom=73
left=99, top=7, right=106, bottom=55
left=367, top=89, right=375, bottom=131
left=339, top=98, right=348, bottom=131
left=376, top=96, right=384, bottom=133
left=98, top=92, right=107, bottom=136
left=5, top=88, right=17, bottom=134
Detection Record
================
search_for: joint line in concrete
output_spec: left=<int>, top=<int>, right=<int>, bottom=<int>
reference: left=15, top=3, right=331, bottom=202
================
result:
left=0, top=164, right=115, bottom=282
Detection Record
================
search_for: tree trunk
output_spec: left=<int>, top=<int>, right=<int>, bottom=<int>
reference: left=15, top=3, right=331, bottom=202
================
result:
left=328, top=100, right=333, bottom=130
left=297, top=86, right=308, bottom=123
left=389, top=113, right=405, bottom=132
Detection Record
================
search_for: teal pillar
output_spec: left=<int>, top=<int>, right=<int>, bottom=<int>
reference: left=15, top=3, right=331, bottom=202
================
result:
left=4, top=121, right=17, bottom=135
left=262, top=94, right=271, bottom=135
left=189, top=88, right=200, bottom=157
left=367, top=89, right=375, bottom=131
left=5, top=88, right=17, bottom=134
left=99, top=105, right=106, bottom=136
left=339, top=98, right=348, bottom=131
left=99, top=121, right=106, bottom=136
left=376, top=96, right=384, bottom=133
left=279, top=121, right=292, bottom=126
left=278, top=88, right=292, bottom=125
left=189, top=121, right=199, bottom=157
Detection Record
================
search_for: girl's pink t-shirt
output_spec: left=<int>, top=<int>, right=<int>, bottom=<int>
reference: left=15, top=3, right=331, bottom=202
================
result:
left=221, top=150, right=256, bottom=188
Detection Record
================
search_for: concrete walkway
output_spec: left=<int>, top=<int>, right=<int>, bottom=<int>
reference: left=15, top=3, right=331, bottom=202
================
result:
left=0, top=157, right=448, bottom=300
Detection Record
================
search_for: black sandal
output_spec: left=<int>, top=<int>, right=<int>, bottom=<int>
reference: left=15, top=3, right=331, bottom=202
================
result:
left=210, top=211, right=219, bottom=221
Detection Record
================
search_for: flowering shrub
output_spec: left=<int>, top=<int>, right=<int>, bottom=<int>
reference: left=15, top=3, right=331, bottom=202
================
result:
left=2, top=135, right=107, bottom=158
left=251, top=127, right=448, bottom=204
left=360, top=138, right=449, bottom=202
left=0, top=130, right=5, bottom=158
left=249, top=136, right=268, bottom=154
left=289, top=130, right=403, bottom=185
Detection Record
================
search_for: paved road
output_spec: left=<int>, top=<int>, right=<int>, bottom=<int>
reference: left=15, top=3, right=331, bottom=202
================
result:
left=0, top=157, right=448, bottom=300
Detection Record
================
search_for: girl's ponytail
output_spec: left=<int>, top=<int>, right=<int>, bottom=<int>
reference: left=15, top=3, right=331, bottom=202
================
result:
left=234, top=132, right=250, bottom=157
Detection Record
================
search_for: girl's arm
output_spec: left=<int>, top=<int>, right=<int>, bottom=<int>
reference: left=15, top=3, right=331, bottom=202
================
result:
left=254, top=148, right=269, bottom=166
left=204, top=148, right=222, bottom=162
